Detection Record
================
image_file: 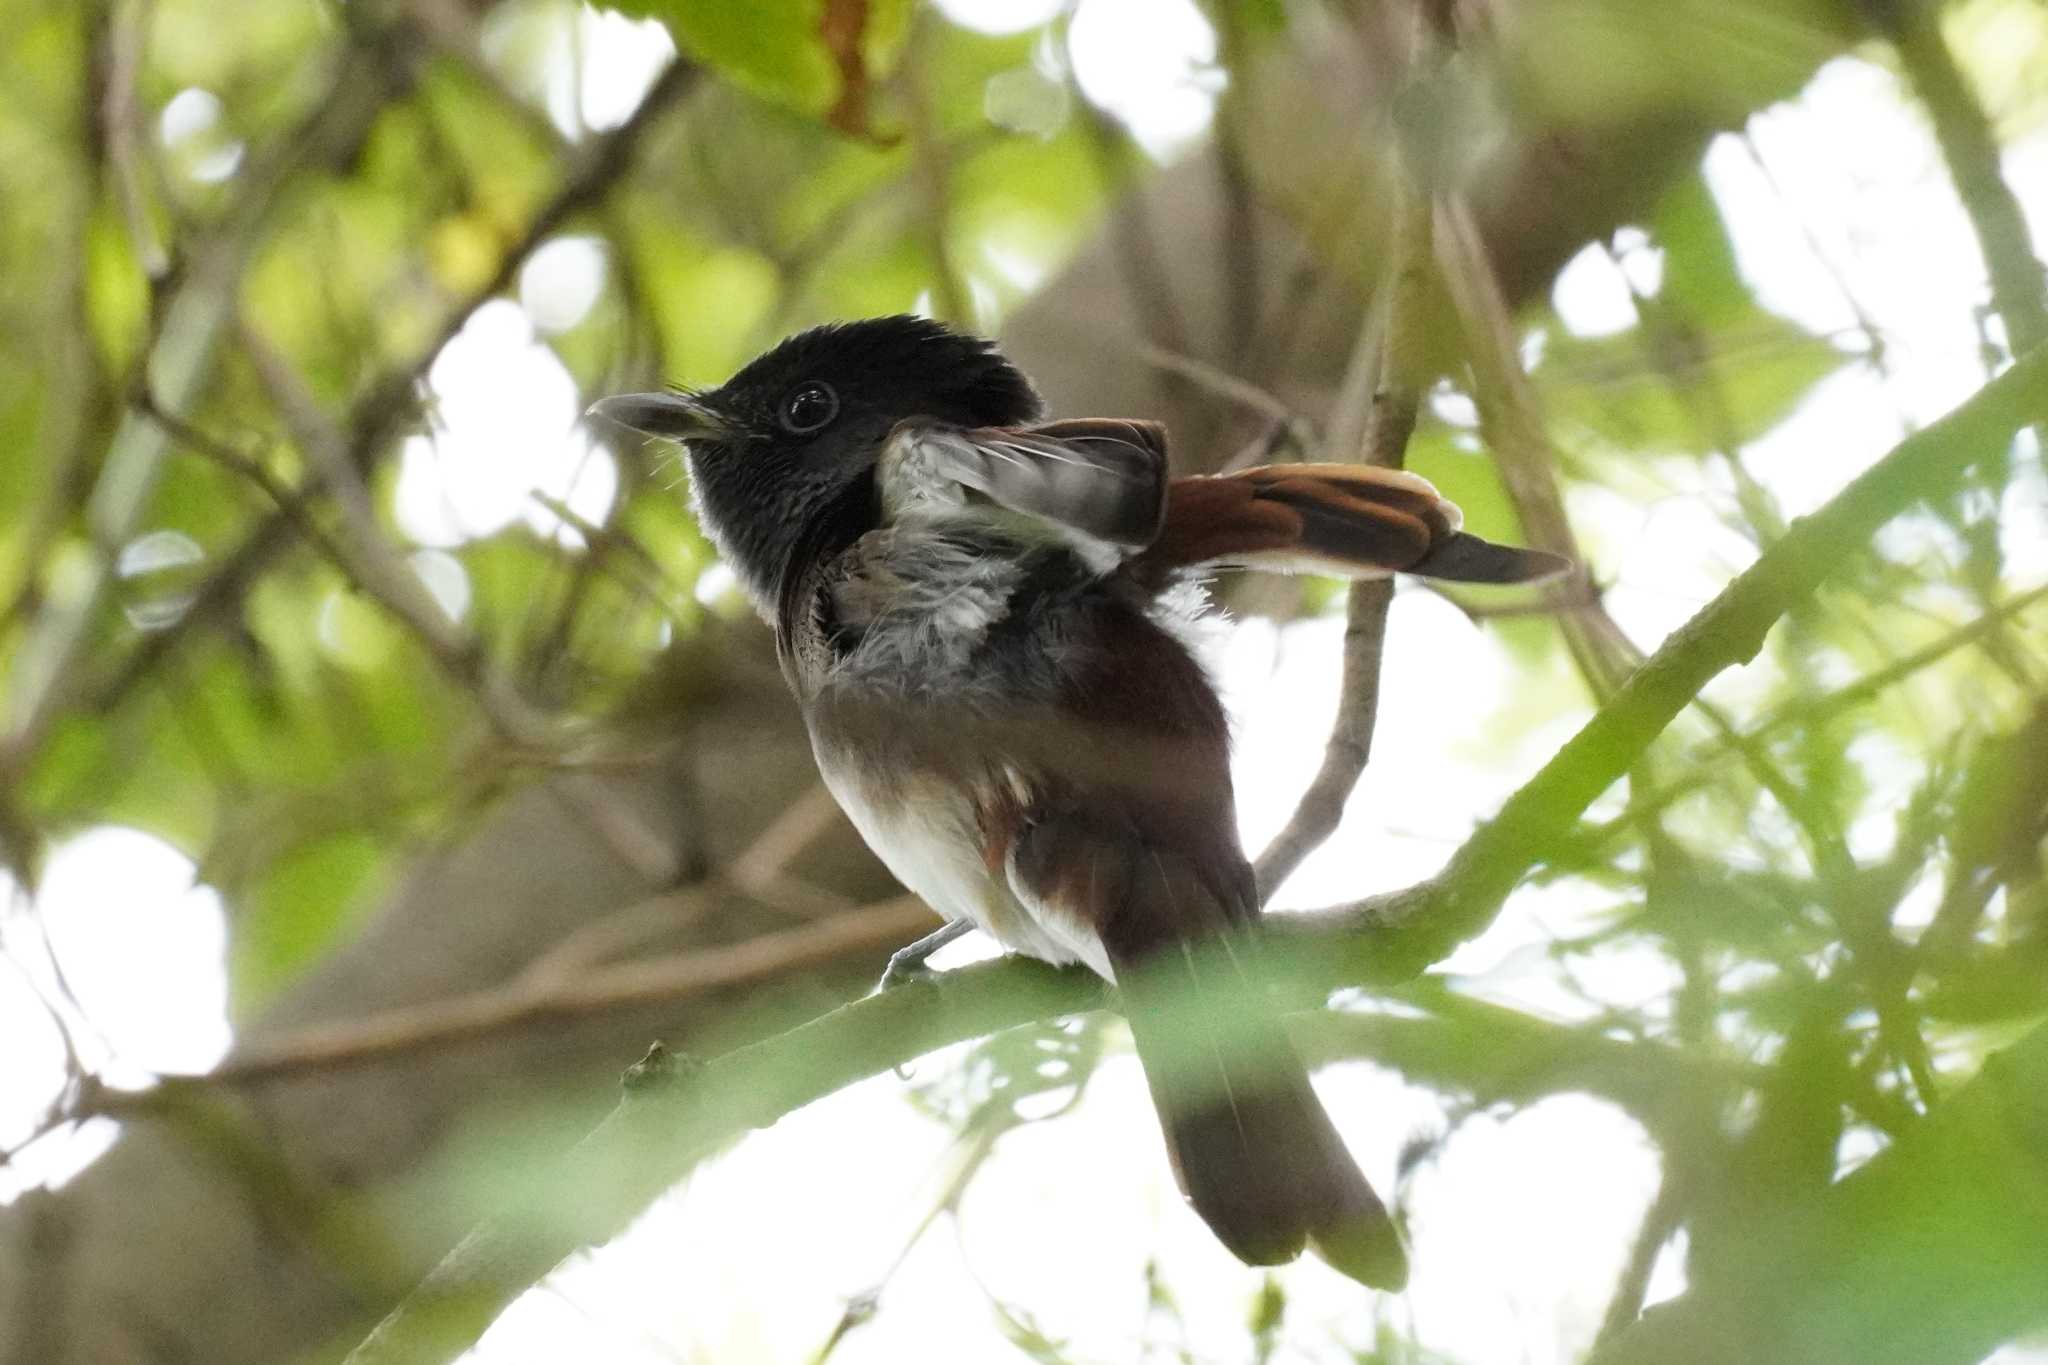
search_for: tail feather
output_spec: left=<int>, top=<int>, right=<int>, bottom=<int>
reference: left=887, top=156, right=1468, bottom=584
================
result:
left=1009, top=803, right=1407, bottom=1288
left=1409, top=530, right=1572, bottom=585
left=1101, top=883, right=1408, bottom=1288
left=1134, top=462, right=1568, bottom=587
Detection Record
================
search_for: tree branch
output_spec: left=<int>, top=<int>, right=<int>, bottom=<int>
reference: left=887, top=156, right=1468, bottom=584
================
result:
left=1566, top=582, right=2048, bottom=858
left=1871, top=0, right=2047, bottom=633
left=341, top=958, right=1099, bottom=1365
left=97, top=896, right=931, bottom=1095
left=1873, top=0, right=2048, bottom=357
left=1435, top=194, right=1641, bottom=699
left=1253, top=582, right=1394, bottom=896
left=1305, top=339, right=2048, bottom=982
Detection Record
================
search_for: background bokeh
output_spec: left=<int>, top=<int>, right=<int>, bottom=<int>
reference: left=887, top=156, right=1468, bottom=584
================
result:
left=1, top=0, right=2045, bottom=1361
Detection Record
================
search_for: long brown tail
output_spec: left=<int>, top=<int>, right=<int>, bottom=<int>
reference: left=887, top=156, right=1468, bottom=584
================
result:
left=1094, top=859, right=1409, bottom=1289
left=1133, top=462, right=1569, bottom=586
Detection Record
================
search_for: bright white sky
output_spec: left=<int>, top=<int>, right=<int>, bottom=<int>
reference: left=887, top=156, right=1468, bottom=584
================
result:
left=4, top=0, right=2047, bottom=1361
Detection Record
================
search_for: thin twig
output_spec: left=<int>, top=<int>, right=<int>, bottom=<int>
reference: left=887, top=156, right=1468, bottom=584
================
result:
left=150, top=358, right=645, bottom=900
left=1254, top=112, right=1435, bottom=897
left=1136, top=343, right=1318, bottom=445
left=1434, top=195, right=1640, bottom=700
left=1571, top=584, right=2048, bottom=862
left=1613, top=247, right=1789, bottom=547
left=100, top=0, right=169, bottom=283
left=69, top=56, right=703, bottom=745
left=1251, top=580, right=1395, bottom=901
left=1738, top=133, right=1893, bottom=376
left=516, top=890, right=717, bottom=990
left=811, top=1119, right=1006, bottom=1364
left=1874, top=0, right=2047, bottom=642
left=526, top=491, right=697, bottom=622
left=1687, top=694, right=1941, bottom=1108
left=134, top=396, right=357, bottom=587
left=540, top=775, right=687, bottom=888
left=78, top=896, right=932, bottom=1098
left=3, top=33, right=404, bottom=767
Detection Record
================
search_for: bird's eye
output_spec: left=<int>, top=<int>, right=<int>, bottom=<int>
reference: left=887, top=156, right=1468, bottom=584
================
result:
left=779, top=381, right=839, bottom=435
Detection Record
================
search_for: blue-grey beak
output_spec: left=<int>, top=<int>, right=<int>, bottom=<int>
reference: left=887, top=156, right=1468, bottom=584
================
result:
left=586, top=391, right=730, bottom=442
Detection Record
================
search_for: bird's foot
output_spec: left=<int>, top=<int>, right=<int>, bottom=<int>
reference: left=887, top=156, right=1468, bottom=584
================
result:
left=874, top=919, right=974, bottom=994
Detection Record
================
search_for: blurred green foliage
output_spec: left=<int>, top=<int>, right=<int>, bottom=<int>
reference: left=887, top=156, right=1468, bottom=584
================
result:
left=0, top=0, right=2045, bottom=1362
left=0, top=0, right=1135, bottom=1014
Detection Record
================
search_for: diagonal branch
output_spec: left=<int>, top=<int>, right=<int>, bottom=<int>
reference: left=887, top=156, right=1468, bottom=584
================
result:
left=1873, top=0, right=2048, bottom=357
left=1252, top=582, right=1395, bottom=896
left=1307, top=340, right=2048, bottom=981
left=1872, top=0, right=2047, bottom=632
left=1435, top=194, right=1641, bottom=700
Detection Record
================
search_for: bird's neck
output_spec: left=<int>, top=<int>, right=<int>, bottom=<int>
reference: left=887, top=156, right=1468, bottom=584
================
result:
left=791, top=516, right=1097, bottom=708
left=688, top=461, right=877, bottom=622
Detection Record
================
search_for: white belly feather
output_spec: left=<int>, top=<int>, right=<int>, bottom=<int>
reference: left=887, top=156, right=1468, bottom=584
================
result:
left=812, top=738, right=1114, bottom=980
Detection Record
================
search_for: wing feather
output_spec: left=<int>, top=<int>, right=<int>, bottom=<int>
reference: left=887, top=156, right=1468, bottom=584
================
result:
left=888, top=418, right=1170, bottom=547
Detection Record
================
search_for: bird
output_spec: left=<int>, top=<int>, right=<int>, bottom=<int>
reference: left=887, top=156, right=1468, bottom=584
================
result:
left=590, top=314, right=1567, bottom=1290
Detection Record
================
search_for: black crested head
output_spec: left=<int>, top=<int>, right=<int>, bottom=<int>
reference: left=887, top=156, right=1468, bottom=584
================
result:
left=592, top=315, right=1040, bottom=615
left=716, top=315, right=1042, bottom=433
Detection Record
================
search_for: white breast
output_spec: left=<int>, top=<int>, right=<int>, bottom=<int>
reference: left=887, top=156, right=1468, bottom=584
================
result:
left=811, top=736, right=1113, bottom=980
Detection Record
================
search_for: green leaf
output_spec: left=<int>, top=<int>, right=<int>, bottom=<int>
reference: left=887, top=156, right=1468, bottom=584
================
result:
left=614, top=0, right=912, bottom=129
left=1407, top=425, right=1525, bottom=550
left=918, top=21, right=1045, bottom=142
left=227, top=829, right=386, bottom=1014
left=84, top=205, right=150, bottom=375
left=1533, top=166, right=1851, bottom=459
left=1651, top=171, right=1749, bottom=330
left=794, top=231, right=937, bottom=321
left=1538, top=309, right=1849, bottom=457
left=149, top=0, right=329, bottom=92
left=617, top=188, right=784, bottom=379
left=1504, top=0, right=1855, bottom=126
left=26, top=696, right=219, bottom=852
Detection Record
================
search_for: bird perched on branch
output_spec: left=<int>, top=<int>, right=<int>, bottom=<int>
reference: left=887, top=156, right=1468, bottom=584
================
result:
left=592, top=315, right=1565, bottom=1289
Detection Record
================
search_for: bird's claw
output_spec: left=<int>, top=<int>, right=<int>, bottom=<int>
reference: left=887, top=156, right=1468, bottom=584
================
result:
left=872, top=919, right=973, bottom=995
left=876, top=956, right=941, bottom=993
